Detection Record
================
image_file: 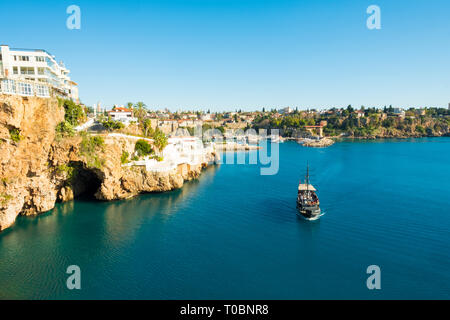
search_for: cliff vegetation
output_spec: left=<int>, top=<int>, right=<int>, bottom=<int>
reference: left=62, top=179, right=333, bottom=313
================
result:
left=0, top=95, right=209, bottom=231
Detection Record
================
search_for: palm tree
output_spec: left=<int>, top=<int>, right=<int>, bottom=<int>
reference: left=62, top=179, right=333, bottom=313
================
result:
left=134, top=102, right=147, bottom=123
left=126, top=102, right=135, bottom=119
left=142, top=118, right=154, bottom=137
left=153, top=128, right=168, bottom=154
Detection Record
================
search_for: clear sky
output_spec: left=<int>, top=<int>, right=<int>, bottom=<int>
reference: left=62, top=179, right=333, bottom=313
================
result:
left=1, top=0, right=449, bottom=111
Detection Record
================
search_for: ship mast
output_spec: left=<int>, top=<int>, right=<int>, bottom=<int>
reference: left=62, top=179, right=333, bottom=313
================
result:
left=306, top=162, right=309, bottom=192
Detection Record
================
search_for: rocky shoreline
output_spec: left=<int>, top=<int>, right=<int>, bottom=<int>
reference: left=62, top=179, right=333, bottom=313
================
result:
left=336, top=133, right=450, bottom=140
left=214, top=142, right=261, bottom=151
left=301, top=137, right=335, bottom=148
left=290, top=131, right=448, bottom=148
left=0, top=95, right=214, bottom=231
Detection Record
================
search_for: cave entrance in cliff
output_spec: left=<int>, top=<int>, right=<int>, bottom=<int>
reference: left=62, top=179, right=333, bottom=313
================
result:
left=69, top=162, right=103, bottom=200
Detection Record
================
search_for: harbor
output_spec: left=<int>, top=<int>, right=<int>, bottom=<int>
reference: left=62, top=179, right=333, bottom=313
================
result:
left=1, top=138, right=449, bottom=299
left=1, top=0, right=450, bottom=304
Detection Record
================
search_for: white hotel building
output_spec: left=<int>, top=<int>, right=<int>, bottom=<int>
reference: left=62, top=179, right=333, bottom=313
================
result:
left=0, top=45, right=79, bottom=102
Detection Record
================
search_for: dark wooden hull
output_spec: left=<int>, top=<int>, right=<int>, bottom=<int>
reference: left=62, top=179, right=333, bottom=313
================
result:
left=296, top=202, right=321, bottom=219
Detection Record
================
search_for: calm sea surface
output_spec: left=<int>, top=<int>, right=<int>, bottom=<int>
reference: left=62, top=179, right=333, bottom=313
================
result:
left=1, top=138, right=449, bottom=299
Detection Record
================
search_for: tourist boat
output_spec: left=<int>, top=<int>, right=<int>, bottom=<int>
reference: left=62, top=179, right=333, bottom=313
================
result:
left=296, top=164, right=321, bottom=220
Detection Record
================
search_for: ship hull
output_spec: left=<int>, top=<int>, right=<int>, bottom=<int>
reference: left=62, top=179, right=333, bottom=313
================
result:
left=296, top=203, right=321, bottom=220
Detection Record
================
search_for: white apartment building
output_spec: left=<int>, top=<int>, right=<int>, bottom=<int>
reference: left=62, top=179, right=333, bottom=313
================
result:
left=0, top=45, right=79, bottom=102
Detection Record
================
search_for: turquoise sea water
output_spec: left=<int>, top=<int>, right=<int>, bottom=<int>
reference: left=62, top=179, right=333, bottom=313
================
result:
left=0, top=138, right=449, bottom=299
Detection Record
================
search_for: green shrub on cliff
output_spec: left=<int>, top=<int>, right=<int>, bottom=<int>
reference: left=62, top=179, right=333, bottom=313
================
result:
left=415, top=125, right=426, bottom=135
left=0, top=193, right=12, bottom=205
left=57, top=164, right=74, bottom=177
left=55, top=121, right=75, bottom=138
left=101, top=119, right=125, bottom=131
left=9, top=128, right=22, bottom=143
left=80, top=135, right=104, bottom=150
left=56, top=164, right=78, bottom=184
left=121, top=151, right=130, bottom=164
left=79, top=133, right=105, bottom=169
left=60, top=99, right=86, bottom=126
left=135, top=139, right=153, bottom=157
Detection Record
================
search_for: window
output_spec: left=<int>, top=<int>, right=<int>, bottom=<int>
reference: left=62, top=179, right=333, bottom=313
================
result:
left=36, top=56, right=45, bottom=62
left=14, top=55, right=17, bottom=61
left=46, top=57, right=54, bottom=68
left=20, top=67, right=34, bottom=75
left=18, top=56, right=30, bottom=62
left=1, top=80, right=16, bottom=94
left=18, top=82, right=33, bottom=96
left=0, top=54, right=2, bottom=61
left=37, top=67, right=44, bottom=75
left=35, top=84, right=49, bottom=97
left=13, top=67, right=18, bottom=75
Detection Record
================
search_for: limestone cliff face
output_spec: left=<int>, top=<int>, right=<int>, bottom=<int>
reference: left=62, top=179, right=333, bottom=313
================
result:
left=0, top=95, right=211, bottom=231
left=115, top=163, right=203, bottom=200
left=0, top=95, right=64, bottom=230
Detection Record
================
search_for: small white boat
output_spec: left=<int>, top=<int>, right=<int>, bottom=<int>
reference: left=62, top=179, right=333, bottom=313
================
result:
left=269, top=135, right=283, bottom=143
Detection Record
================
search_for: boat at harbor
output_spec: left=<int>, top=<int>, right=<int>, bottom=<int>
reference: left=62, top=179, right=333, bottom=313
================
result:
left=247, top=134, right=261, bottom=144
left=269, top=134, right=283, bottom=143
left=296, top=164, right=321, bottom=220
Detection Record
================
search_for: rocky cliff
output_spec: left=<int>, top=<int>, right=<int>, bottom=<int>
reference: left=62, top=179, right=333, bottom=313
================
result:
left=0, top=95, right=65, bottom=230
left=0, top=95, right=211, bottom=231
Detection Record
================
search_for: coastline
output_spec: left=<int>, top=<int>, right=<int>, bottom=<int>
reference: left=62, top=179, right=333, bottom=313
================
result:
left=0, top=94, right=448, bottom=231
left=282, top=133, right=449, bottom=147
left=0, top=95, right=217, bottom=231
left=332, top=134, right=450, bottom=142
left=214, top=142, right=261, bottom=151
left=2, top=136, right=449, bottom=299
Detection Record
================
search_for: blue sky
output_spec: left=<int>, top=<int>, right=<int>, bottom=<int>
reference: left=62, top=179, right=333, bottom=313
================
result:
left=1, top=0, right=449, bottom=111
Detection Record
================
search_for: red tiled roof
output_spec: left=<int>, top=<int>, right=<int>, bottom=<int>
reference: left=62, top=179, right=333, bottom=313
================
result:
left=109, top=107, right=132, bottom=113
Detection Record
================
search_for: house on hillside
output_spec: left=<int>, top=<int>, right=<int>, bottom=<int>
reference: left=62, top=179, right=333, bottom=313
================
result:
left=278, top=107, right=293, bottom=114
left=108, top=107, right=137, bottom=125
left=392, top=108, right=406, bottom=118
